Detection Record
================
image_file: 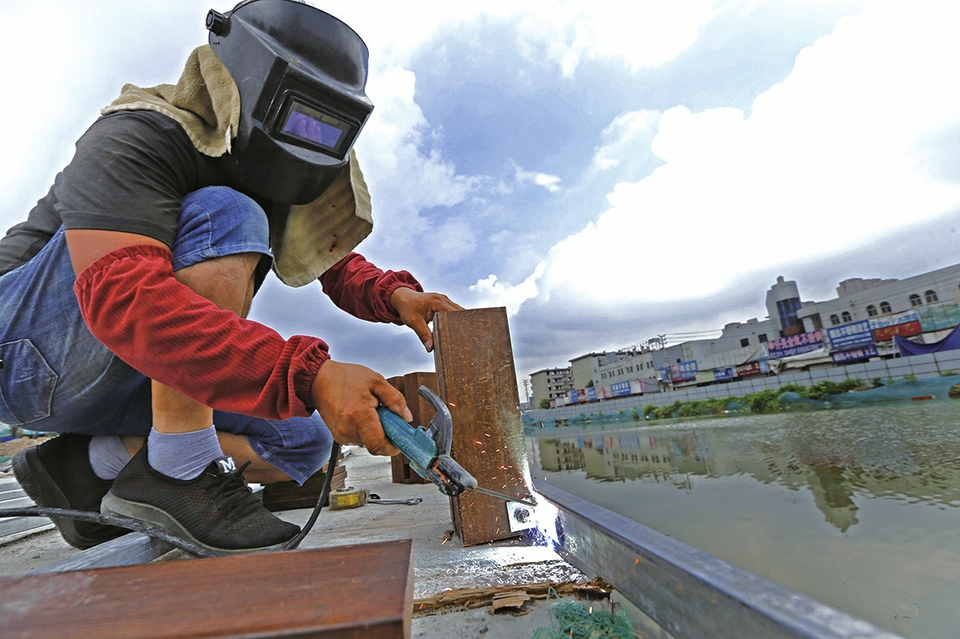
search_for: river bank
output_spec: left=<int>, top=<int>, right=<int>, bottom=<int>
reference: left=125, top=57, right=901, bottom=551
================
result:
left=525, top=372, right=960, bottom=430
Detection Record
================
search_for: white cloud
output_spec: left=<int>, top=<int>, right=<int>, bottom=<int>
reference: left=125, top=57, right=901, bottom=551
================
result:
left=355, top=65, right=479, bottom=248
left=330, top=0, right=717, bottom=76
left=592, top=109, right=662, bottom=171
left=508, top=0, right=718, bottom=76
left=514, top=0, right=960, bottom=307
left=470, top=262, right=546, bottom=315
left=514, top=166, right=562, bottom=193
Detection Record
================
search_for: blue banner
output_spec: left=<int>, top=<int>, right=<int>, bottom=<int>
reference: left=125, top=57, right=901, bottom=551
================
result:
left=670, top=360, right=698, bottom=382
left=830, top=345, right=879, bottom=363
left=610, top=381, right=632, bottom=397
left=767, top=331, right=824, bottom=359
left=714, top=366, right=736, bottom=380
left=827, top=320, right=874, bottom=350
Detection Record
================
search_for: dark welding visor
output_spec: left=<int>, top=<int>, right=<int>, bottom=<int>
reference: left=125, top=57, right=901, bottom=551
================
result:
left=207, top=0, right=373, bottom=204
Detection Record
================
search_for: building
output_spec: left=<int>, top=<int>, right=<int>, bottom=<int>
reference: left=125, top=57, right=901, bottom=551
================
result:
left=797, top=265, right=960, bottom=338
left=569, top=352, right=606, bottom=390
left=527, top=261, right=960, bottom=406
left=530, top=367, right=574, bottom=408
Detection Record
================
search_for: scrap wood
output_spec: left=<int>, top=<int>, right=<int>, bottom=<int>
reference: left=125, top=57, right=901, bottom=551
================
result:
left=488, top=591, right=532, bottom=615
left=412, top=578, right=612, bottom=616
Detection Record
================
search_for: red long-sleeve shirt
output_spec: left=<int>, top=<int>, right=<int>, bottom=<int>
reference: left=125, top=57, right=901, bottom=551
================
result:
left=74, top=245, right=421, bottom=419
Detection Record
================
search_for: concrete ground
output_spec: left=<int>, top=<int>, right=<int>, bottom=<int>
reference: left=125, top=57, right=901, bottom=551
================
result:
left=1, top=444, right=652, bottom=638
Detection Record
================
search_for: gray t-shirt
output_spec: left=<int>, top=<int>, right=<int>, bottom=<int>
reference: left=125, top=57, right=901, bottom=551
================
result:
left=0, top=110, right=243, bottom=275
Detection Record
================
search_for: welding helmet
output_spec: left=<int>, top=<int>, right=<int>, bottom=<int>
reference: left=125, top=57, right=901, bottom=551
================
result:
left=206, top=0, right=373, bottom=204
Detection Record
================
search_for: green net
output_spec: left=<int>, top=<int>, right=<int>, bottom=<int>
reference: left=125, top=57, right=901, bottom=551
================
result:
left=531, top=595, right=637, bottom=639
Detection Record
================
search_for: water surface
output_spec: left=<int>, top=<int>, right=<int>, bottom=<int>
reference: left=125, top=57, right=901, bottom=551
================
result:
left=527, top=401, right=960, bottom=638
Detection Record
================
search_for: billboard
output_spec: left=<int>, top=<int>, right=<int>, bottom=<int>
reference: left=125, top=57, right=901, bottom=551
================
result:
left=870, top=310, right=920, bottom=330
left=873, top=321, right=922, bottom=342
left=827, top=320, right=874, bottom=350
left=736, top=362, right=761, bottom=377
left=767, top=331, right=824, bottom=359
left=714, top=366, right=736, bottom=381
left=830, top=345, right=879, bottom=364
left=670, top=360, right=698, bottom=383
left=610, top=381, right=632, bottom=397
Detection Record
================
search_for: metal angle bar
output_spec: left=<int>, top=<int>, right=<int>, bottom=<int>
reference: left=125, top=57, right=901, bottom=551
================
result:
left=28, top=533, right=173, bottom=574
left=0, top=516, right=52, bottom=540
left=533, top=480, right=903, bottom=639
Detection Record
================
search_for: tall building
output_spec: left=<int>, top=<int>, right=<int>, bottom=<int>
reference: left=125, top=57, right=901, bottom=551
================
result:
left=530, top=367, right=574, bottom=408
left=766, top=276, right=804, bottom=337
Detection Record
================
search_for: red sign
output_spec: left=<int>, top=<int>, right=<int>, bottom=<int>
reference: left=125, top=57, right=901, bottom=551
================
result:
left=873, top=321, right=922, bottom=342
left=736, top=362, right=762, bottom=377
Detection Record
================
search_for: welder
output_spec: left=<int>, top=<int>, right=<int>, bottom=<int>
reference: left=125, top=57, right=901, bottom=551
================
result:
left=0, top=0, right=461, bottom=555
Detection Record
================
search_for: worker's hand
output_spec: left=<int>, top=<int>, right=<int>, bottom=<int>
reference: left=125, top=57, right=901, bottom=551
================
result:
left=310, top=360, right=406, bottom=456
left=390, top=287, right=464, bottom=352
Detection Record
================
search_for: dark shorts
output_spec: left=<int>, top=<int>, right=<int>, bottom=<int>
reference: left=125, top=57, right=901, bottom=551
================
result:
left=0, top=187, right=332, bottom=484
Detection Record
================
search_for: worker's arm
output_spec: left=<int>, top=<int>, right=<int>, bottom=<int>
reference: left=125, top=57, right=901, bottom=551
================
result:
left=390, top=287, right=463, bottom=352
left=67, top=230, right=406, bottom=454
left=320, top=252, right=463, bottom=352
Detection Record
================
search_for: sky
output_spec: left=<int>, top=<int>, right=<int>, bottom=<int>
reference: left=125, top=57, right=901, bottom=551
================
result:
left=3, top=0, right=960, bottom=402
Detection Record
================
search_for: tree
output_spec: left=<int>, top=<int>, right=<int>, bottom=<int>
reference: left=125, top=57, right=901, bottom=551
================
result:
left=539, top=398, right=551, bottom=409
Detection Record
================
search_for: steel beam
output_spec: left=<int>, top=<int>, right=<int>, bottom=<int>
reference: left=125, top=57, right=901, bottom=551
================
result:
left=29, top=533, right=172, bottom=574
left=534, top=480, right=902, bottom=639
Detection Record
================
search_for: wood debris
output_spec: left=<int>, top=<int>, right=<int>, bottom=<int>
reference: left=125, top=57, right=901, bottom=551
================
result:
left=412, top=578, right=612, bottom=616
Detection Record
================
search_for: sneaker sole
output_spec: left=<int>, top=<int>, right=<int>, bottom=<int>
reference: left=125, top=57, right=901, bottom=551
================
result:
left=11, top=446, right=129, bottom=550
left=12, top=446, right=125, bottom=549
left=101, top=492, right=295, bottom=556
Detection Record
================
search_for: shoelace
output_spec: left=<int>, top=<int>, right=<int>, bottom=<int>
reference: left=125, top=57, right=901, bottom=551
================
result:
left=206, top=461, right=264, bottom=520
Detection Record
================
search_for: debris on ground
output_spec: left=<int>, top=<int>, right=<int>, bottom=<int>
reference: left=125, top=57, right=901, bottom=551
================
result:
left=412, top=578, right=612, bottom=616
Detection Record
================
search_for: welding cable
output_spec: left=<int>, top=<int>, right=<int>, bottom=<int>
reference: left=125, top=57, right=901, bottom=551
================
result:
left=0, top=441, right=342, bottom=557
left=0, top=505, right=222, bottom=557
left=278, top=440, right=340, bottom=551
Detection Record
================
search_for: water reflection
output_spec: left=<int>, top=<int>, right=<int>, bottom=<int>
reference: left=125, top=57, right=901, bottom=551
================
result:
left=529, top=401, right=960, bottom=638
left=533, top=401, right=960, bottom=533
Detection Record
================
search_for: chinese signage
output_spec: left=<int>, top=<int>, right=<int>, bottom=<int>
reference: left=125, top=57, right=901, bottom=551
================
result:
left=870, top=310, right=920, bottom=330
left=713, top=366, right=736, bottom=381
left=736, top=361, right=765, bottom=377
left=670, top=360, right=698, bottom=383
left=767, top=331, right=824, bottom=359
left=827, top=320, right=874, bottom=350
left=830, top=345, right=879, bottom=364
left=610, top=381, right=632, bottom=397
left=873, top=321, right=922, bottom=341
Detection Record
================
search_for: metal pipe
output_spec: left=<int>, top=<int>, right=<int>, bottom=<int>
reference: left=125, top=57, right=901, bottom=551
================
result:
left=533, top=480, right=902, bottom=639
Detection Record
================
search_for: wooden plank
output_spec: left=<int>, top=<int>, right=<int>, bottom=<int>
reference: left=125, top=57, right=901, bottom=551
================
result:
left=1, top=540, right=414, bottom=639
left=432, top=307, right=530, bottom=546
left=261, top=458, right=347, bottom=511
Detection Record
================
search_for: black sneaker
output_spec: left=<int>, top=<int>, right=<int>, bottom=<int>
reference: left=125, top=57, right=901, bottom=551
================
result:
left=101, top=444, right=300, bottom=555
left=12, top=434, right=127, bottom=549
